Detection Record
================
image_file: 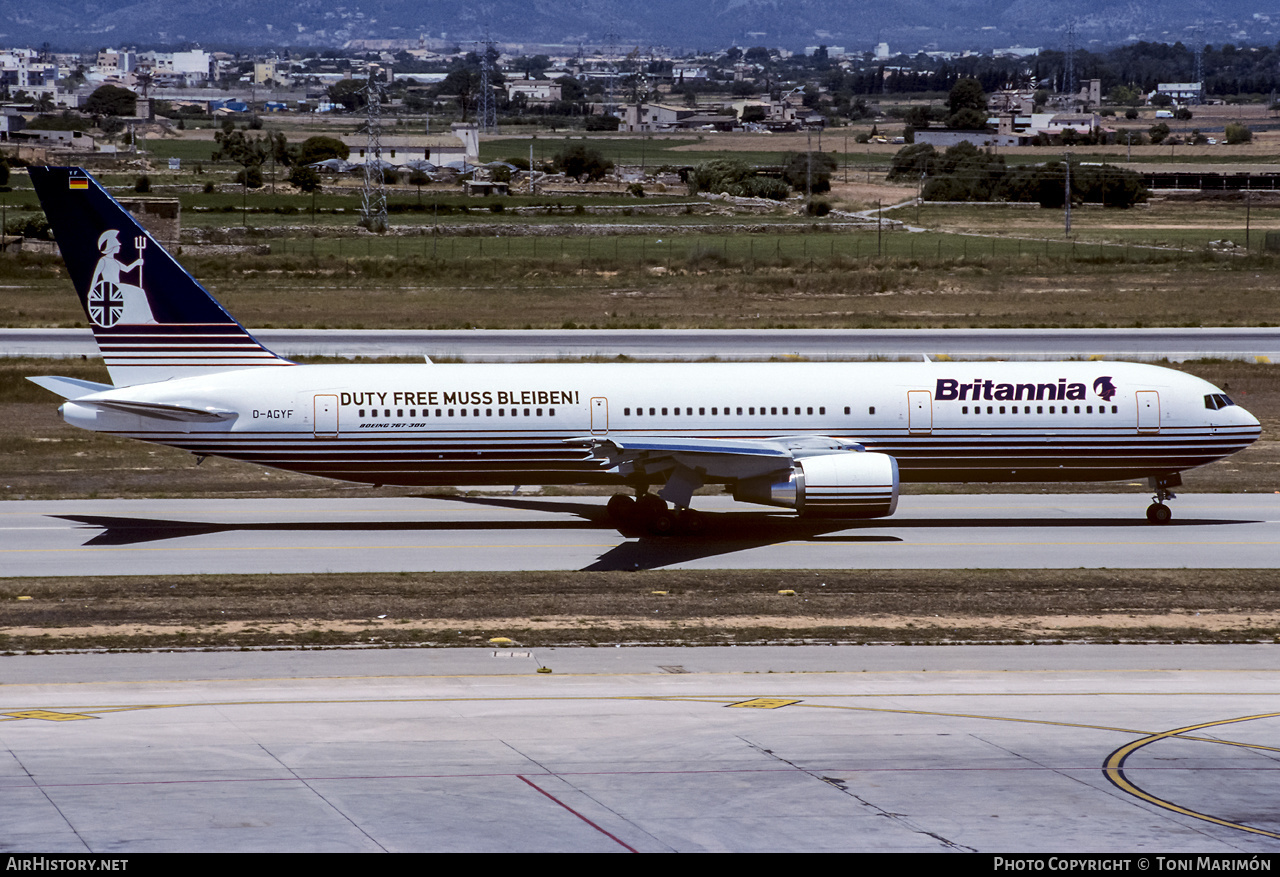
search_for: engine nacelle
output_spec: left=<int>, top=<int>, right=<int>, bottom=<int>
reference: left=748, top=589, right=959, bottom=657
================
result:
left=733, top=452, right=899, bottom=518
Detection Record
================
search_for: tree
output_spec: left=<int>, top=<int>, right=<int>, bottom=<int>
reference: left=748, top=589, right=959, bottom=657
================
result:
left=288, top=165, right=321, bottom=193
left=945, top=79, right=988, bottom=128
left=327, top=79, right=366, bottom=112
left=904, top=105, right=934, bottom=129
left=553, top=145, right=613, bottom=182
left=887, top=143, right=937, bottom=181
left=213, top=129, right=268, bottom=169
left=408, top=168, right=429, bottom=203
left=689, top=158, right=788, bottom=199
left=296, top=136, right=349, bottom=166
left=1225, top=123, right=1252, bottom=144
left=84, top=84, right=136, bottom=117
left=1148, top=122, right=1171, bottom=144
left=1109, top=85, right=1141, bottom=107
left=946, top=77, right=986, bottom=129
left=235, top=166, right=264, bottom=189
left=782, top=152, right=837, bottom=194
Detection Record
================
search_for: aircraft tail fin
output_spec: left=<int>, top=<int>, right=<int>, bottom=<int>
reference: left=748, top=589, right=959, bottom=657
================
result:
left=28, top=166, right=292, bottom=387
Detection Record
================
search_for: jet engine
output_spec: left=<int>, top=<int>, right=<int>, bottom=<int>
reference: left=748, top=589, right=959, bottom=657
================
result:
left=733, top=452, right=899, bottom=518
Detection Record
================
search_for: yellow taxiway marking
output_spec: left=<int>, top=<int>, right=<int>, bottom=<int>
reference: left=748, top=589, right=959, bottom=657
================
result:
left=1104, top=712, right=1280, bottom=840
left=3, top=709, right=97, bottom=721
left=727, top=698, right=801, bottom=709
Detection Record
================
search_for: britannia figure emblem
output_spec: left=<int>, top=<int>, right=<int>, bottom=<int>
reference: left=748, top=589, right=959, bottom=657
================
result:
left=87, top=230, right=154, bottom=327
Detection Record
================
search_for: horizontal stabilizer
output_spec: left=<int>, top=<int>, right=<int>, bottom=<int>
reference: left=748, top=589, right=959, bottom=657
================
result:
left=27, top=375, right=116, bottom=400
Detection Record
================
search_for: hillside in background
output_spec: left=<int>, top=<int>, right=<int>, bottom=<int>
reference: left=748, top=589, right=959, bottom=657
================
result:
left=2, top=0, right=1274, bottom=54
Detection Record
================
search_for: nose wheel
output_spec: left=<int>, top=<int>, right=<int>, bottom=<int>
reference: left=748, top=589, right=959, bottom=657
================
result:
left=1145, top=475, right=1180, bottom=525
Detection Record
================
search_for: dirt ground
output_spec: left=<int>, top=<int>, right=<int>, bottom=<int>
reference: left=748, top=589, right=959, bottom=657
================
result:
left=3, top=569, right=1278, bottom=652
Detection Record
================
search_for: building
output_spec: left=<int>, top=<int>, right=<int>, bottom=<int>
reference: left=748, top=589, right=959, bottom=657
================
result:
left=0, top=109, right=25, bottom=141
left=914, top=129, right=1027, bottom=149
left=506, top=78, right=562, bottom=104
left=1156, top=82, right=1202, bottom=103
left=621, top=102, right=699, bottom=132
left=342, top=125, right=476, bottom=167
left=0, top=49, right=59, bottom=100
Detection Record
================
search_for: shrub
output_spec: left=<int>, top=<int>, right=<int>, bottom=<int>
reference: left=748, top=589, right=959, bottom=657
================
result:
left=1225, top=123, right=1253, bottom=144
left=134, top=175, right=151, bottom=193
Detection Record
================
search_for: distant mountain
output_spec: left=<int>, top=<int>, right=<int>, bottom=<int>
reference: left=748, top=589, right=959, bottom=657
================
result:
left=3, top=1, right=1273, bottom=54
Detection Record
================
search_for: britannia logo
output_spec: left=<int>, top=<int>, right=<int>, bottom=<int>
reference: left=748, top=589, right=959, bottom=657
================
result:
left=87, top=230, right=155, bottom=327
left=1093, top=376, right=1118, bottom=402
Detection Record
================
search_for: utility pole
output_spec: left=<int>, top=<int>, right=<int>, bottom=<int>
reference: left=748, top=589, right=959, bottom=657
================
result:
left=806, top=130, right=812, bottom=213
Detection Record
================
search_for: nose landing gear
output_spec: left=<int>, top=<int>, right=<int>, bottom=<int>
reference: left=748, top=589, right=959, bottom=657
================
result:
left=1145, top=475, right=1181, bottom=525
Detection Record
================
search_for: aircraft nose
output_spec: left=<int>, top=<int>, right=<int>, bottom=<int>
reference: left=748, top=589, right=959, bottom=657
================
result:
left=1233, top=403, right=1262, bottom=431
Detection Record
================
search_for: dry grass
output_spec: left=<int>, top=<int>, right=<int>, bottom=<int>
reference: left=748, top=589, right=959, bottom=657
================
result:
left=2, top=568, right=1278, bottom=651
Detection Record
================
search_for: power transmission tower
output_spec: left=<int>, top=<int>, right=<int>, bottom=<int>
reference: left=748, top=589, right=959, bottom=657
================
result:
left=477, top=33, right=499, bottom=134
left=603, top=26, right=620, bottom=117
left=1063, top=19, right=1077, bottom=103
left=360, top=69, right=387, bottom=234
left=1192, top=26, right=1205, bottom=106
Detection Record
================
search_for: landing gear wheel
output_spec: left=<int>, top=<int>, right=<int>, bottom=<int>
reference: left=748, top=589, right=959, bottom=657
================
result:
left=1146, top=502, right=1172, bottom=524
left=606, top=493, right=636, bottom=524
left=635, top=494, right=675, bottom=535
left=676, top=508, right=706, bottom=535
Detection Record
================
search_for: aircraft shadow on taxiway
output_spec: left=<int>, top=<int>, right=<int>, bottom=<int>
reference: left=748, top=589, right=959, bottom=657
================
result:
left=50, top=496, right=1255, bottom=572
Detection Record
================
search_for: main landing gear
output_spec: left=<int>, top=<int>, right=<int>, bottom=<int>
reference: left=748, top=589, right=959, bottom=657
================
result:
left=607, top=493, right=705, bottom=536
left=1145, top=475, right=1181, bottom=525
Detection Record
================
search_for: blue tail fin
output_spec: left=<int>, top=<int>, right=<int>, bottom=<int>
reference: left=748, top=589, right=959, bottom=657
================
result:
left=29, top=166, right=292, bottom=387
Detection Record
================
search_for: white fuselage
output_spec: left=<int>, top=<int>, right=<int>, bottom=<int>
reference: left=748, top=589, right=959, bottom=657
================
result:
left=59, top=360, right=1260, bottom=489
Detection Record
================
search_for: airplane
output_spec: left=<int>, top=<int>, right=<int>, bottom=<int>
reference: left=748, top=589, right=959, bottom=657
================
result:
left=26, top=166, right=1261, bottom=534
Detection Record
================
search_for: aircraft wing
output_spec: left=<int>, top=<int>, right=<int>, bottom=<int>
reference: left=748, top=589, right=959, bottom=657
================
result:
left=567, top=433, right=865, bottom=506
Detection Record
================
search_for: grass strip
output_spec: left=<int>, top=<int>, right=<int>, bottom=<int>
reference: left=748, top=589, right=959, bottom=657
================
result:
left=3, top=568, right=1278, bottom=652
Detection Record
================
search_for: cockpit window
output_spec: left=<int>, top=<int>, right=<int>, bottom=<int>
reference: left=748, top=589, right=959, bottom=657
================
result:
left=1204, top=394, right=1235, bottom=410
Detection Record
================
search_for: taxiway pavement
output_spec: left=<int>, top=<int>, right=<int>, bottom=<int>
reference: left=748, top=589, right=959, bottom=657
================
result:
left=2, top=493, right=1278, bottom=575
left=2, top=645, right=1278, bottom=852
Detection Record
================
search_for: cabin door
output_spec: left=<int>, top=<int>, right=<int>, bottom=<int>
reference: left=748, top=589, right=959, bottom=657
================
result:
left=314, top=395, right=339, bottom=438
left=591, top=397, right=609, bottom=434
left=907, top=390, right=932, bottom=434
left=1136, top=390, right=1160, bottom=434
